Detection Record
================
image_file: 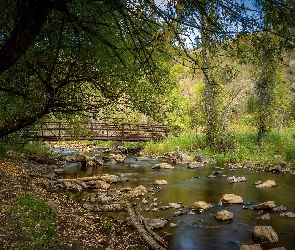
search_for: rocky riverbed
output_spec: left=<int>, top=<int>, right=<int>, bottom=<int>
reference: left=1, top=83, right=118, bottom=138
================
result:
left=1, top=141, right=295, bottom=249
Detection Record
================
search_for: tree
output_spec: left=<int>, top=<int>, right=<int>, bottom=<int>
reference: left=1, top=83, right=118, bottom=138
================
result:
left=0, top=0, right=175, bottom=137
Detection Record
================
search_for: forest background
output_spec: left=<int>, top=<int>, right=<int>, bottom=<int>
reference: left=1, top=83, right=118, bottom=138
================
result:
left=1, top=0, right=295, bottom=166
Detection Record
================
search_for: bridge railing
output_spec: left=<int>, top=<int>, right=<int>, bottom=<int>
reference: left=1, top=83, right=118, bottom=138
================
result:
left=27, top=122, right=168, bottom=141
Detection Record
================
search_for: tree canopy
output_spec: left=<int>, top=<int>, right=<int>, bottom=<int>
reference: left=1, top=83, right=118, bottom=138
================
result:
left=0, top=0, right=294, bottom=139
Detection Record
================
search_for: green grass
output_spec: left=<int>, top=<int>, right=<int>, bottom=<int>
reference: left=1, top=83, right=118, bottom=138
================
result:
left=143, top=131, right=295, bottom=166
left=10, top=194, right=57, bottom=249
left=143, top=132, right=205, bottom=155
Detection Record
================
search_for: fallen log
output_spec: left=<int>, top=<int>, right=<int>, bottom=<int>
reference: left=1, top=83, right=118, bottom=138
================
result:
left=83, top=203, right=125, bottom=212
left=126, top=203, right=167, bottom=250
left=57, top=175, right=101, bottom=182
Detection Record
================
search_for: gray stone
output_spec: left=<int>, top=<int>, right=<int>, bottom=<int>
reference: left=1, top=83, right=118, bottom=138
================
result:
left=152, top=163, right=174, bottom=169
left=146, top=218, right=167, bottom=229
left=256, top=213, right=270, bottom=220
left=169, top=203, right=182, bottom=209
left=280, top=211, right=295, bottom=218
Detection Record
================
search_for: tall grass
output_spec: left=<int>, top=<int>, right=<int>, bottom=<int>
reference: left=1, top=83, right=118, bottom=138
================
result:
left=143, top=131, right=295, bottom=166
left=143, top=133, right=205, bottom=155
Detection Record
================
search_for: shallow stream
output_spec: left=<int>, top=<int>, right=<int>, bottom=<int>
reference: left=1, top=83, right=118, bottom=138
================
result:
left=58, top=152, right=295, bottom=250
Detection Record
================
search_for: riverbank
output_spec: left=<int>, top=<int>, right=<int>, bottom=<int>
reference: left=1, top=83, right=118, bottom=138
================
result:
left=0, top=153, right=150, bottom=249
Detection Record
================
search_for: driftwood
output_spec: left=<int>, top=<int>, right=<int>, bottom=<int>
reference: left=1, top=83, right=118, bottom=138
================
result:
left=126, top=203, right=167, bottom=250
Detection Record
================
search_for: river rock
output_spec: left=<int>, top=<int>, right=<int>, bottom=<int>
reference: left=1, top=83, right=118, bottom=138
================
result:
left=240, top=244, right=262, bottom=250
left=195, top=155, right=211, bottom=163
left=129, top=164, right=141, bottom=168
left=187, top=162, right=204, bottom=169
left=141, top=198, right=149, bottom=204
left=100, top=174, right=128, bottom=183
left=227, top=176, right=246, bottom=183
left=125, top=186, right=147, bottom=198
left=95, top=180, right=110, bottom=189
left=146, top=218, right=167, bottom=229
left=153, top=179, right=167, bottom=185
left=273, top=205, right=287, bottom=212
left=266, top=162, right=286, bottom=172
left=280, top=211, right=295, bottom=218
left=252, top=226, right=278, bottom=243
left=136, top=156, right=150, bottom=161
left=170, top=223, right=177, bottom=228
left=102, top=154, right=126, bottom=163
left=211, top=170, right=223, bottom=176
left=256, top=213, right=270, bottom=220
left=193, top=201, right=213, bottom=211
left=162, top=151, right=193, bottom=164
left=219, top=194, right=243, bottom=205
left=169, top=203, right=181, bottom=209
left=215, top=210, right=233, bottom=220
left=173, top=210, right=184, bottom=217
left=256, top=180, right=276, bottom=188
left=152, top=163, right=174, bottom=169
left=269, top=247, right=286, bottom=250
left=251, top=201, right=276, bottom=210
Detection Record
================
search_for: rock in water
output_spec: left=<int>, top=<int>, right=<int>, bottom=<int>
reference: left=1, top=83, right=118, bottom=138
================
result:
left=256, top=180, right=276, bottom=188
left=219, top=194, right=243, bottom=204
left=153, top=180, right=167, bottom=185
left=193, top=201, right=213, bottom=211
left=215, top=210, right=233, bottom=220
left=252, top=226, right=278, bottom=243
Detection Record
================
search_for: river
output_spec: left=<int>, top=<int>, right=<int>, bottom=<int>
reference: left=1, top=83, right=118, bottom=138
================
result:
left=57, top=151, right=295, bottom=250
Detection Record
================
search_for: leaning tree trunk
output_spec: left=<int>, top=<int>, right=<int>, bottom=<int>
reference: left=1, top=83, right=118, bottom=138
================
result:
left=200, top=12, right=223, bottom=151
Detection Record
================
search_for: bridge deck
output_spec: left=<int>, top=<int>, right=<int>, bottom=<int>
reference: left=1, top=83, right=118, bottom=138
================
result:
left=26, top=122, right=168, bottom=141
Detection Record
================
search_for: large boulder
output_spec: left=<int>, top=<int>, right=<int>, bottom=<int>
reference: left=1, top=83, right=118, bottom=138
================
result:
left=193, top=201, right=213, bottom=211
left=256, top=180, right=276, bottom=188
left=219, top=194, right=243, bottom=205
left=215, top=210, right=233, bottom=220
left=252, top=226, right=278, bottom=243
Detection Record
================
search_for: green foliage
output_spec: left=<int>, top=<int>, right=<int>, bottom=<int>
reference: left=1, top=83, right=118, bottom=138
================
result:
left=143, top=132, right=204, bottom=155
left=10, top=194, right=57, bottom=249
left=144, top=131, right=295, bottom=166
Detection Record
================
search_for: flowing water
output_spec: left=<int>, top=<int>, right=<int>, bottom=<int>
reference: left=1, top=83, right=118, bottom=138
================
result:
left=58, top=152, right=295, bottom=250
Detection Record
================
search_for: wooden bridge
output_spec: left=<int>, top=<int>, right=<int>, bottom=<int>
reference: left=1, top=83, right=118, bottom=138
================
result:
left=26, top=122, right=168, bottom=141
